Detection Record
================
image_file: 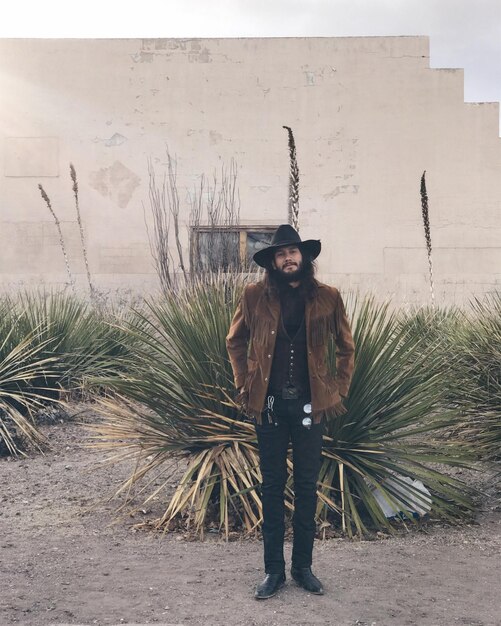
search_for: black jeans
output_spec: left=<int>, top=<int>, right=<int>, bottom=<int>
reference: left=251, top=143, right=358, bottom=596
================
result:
left=255, top=396, right=324, bottom=574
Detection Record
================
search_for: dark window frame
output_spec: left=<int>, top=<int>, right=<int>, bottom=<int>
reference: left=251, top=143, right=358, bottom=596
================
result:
left=191, top=225, right=279, bottom=272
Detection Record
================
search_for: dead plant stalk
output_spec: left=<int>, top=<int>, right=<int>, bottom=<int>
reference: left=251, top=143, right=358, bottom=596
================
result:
left=420, top=170, right=435, bottom=307
left=38, top=184, right=76, bottom=293
left=70, top=163, right=94, bottom=299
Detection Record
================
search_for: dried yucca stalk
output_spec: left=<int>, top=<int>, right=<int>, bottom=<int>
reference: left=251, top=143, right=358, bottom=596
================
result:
left=283, top=125, right=300, bottom=232
left=70, top=164, right=94, bottom=299
left=420, top=171, right=435, bottom=307
left=38, top=184, right=76, bottom=293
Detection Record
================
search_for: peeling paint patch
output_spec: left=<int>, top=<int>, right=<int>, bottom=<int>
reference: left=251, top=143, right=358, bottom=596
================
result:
left=105, top=133, right=128, bottom=147
left=200, top=48, right=212, bottom=63
left=142, top=39, right=189, bottom=52
left=89, top=161, right=140, bottom=209
left=323, top=185, right=359, bottom=199
left=153, top=39, right=169, bottom=50
left=305, top=71, right=315, bottom=86
left=130, top=52, right=154, bottom=63
left=142, top=39, right=172, bottom=50
left=251, top=186, right=272, bottom=193
left=209, top=130, right=223, bottom=145
left=188, top=45, right=212, bottom=63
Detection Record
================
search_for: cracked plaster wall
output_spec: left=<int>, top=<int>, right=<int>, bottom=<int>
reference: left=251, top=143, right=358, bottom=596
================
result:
left=0, top=36, right=500, bottom=304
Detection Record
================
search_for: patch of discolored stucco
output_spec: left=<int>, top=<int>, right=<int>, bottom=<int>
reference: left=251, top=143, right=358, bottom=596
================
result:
left=188, top=41, right=211, bottom=63
left=89, top=161, right=140, bottom=209
left=130, top=51, right=154, bottom=63
left=137, top=38, right=211, bottom=63
left=105, top=133, right=128, bottom=147
left=323, top=185, right=359, bottom=199
left=209, top=130, right=223, bottom=145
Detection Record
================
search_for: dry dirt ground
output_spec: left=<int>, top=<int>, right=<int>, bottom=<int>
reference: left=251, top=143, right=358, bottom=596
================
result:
left=1, top=408, right=500, bottom=626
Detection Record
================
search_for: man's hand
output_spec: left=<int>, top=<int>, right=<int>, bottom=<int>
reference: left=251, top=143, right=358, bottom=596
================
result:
left=235, top=386, right=247, bottom=406
left=234, top=386, right=250, bottom=422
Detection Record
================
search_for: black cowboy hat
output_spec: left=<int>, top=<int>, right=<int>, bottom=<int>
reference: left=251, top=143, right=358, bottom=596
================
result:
left=253, top=224, right=321, bottom=268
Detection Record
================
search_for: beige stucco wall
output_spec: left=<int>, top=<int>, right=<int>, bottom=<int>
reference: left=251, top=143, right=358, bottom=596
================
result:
left=1, top=37, right=500, bottom=305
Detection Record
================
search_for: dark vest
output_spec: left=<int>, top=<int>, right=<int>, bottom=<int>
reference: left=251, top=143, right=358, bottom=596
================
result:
left=268, top=284, right=310, bottom=398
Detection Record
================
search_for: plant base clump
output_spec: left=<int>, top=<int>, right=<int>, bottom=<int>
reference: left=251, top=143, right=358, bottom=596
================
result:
left=0, top=411, right=23, bottom=457
left=91, top=280, right=477, bottom=539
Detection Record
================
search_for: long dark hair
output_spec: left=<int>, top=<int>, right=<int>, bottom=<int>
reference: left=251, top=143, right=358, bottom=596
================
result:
left=263, top=255, right=319, bottom=300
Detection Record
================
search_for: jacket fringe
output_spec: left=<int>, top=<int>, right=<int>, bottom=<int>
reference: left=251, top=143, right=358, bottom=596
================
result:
left=310, top=315, right=334, bottom=346
left=312, top=400, right=347, bottom=423
left=250, top=318, right=274, bottom=346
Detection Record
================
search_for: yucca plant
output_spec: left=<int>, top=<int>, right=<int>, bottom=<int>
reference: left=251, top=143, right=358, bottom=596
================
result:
left=0, top=289, right=144, bottom=455
left=7, top=290, right=138, bottom=397
left=317, top=295, right=475, bottom=536
left=397, top=304, right=468, bottom=410
left=398, top=304, right=463, bottom=349
left=94, top=279, right=476, bottom=539
left=444, top=293, right=501, bottom=461
left=0, top=312, right=58, bottom=456
left=92, top=273, right=263, bottom=537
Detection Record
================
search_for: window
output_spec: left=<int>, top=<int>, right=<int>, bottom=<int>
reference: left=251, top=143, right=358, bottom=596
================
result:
left=191, top=226, right=278, bottom=272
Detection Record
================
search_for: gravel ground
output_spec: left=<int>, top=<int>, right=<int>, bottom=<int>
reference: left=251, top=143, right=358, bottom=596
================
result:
left=1, top=408, right=500, bottom=626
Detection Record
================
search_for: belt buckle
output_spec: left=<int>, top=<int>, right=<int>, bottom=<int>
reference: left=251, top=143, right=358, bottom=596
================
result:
left=282, top=384, right=299, bottom=400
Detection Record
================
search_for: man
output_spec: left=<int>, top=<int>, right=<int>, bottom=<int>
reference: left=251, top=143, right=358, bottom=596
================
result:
left=226, top=224, right=355, bottom=599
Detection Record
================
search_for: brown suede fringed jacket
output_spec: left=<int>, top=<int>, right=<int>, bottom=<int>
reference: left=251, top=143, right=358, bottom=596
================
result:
left=226, top=280, right=355, bottom=425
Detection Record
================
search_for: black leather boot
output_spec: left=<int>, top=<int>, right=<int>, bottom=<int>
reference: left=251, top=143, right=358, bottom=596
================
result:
left=254, top=572, right=286, bottom=599
left=291, top=567, right=324, bottom=595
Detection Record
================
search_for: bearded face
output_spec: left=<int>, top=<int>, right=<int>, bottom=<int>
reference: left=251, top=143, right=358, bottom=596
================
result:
left=271, top=245, right=304, bottom=283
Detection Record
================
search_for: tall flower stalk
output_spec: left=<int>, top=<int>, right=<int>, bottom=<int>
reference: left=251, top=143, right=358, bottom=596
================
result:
left=38, top=184, right=76, bottom=293
left=70, top=163, right=94, bottom=299
left=420, top=171, right=435, bottom=307
left=283, top=125, right=300, bottom=232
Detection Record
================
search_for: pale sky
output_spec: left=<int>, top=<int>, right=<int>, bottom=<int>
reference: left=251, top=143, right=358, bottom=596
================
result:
left=2, top=0, right=501, bottom=120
